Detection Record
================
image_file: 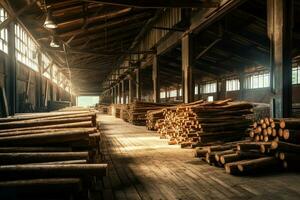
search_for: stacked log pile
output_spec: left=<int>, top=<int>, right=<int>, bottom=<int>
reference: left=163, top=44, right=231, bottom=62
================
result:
left=156, top=100, right=253, bottom=148
left=0, top=110, right=107, bottom=199
left=124, top=101, right=173, bottom=126
left=97, top=104, right=110, bottom=114
left=195, top=117, right=300, bottom=175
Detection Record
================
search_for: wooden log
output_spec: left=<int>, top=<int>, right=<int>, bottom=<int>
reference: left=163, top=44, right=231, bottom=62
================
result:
left=225, top=161, right=242, bottom=175
left=29, top=160, right=88, bottom=165
left=0, top=178, right=82, bottom=189
left=194, top=147, right=208, bottom=157
left=279, top=118, right=300, bottom=129
left=0, top=147, right=72, bottom=153
left=237, top=157, right=280, bottom=173
left=0, top=116, right=93, bottom=129
left=282, top=129, right=300, bottom=144
left=271, top=141, right=300, bottom=153
left=0, top=121, right=94, bottom=133
left=0, top=164, right=108, bottom=179
left=0, top=128, right=97, bottom=137
left=0, top=130, right=90, bottom=146
left=207, top=144, right=236, bottom=153
left=0, top=152, right=90, bottom=164
left=0, top=111, right=91, bottom=122
left=220, top=151, right=263, bottom=165
left=214, top=149, right=236, bottom=162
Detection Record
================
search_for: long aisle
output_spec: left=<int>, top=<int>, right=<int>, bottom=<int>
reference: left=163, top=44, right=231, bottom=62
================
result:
left=99, top=114, right=300, bottom=200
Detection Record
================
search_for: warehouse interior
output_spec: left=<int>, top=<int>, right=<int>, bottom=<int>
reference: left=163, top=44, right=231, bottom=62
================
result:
left=0, top=0, right=300, bottom=199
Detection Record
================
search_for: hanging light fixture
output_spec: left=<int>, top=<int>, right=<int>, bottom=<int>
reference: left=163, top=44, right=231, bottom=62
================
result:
left=44, top=9, right=57, bottom=29
left=50, top=36, right=60, bottom=48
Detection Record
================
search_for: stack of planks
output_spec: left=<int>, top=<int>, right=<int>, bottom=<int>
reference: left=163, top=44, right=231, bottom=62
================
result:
left=0, top=110, right=107, bottom=199
left=195, top=117, right=300, bottom=175
left=156, top=99, right=253, bottom=148
left=125, top=101, right=173, bottom=126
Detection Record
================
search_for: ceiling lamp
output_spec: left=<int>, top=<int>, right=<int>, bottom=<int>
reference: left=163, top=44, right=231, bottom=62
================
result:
left=44, top=10, right=57, bottom=29
left=50, top=36, right=60, bottom=48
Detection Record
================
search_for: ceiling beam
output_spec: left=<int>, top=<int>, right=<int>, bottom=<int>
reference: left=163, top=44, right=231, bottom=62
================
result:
left=44, top=47, right=155, bottom=56
left=58, top=12, right=152, bottom=37
left=88, top=0, right=220, bottom=8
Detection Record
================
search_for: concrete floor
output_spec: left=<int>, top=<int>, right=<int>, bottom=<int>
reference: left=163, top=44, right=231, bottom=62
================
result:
left=99, top=114, right=300, bottom=200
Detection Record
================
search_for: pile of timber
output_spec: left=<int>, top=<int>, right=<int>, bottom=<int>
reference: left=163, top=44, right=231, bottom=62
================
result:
left=0, top=110, right=107, bottom=199
left=125, top=101, right=174, bottom=126
left=156, top=99, right=253, bottom=148
left=111, top=104, right=123, bottom=118
left=97, top=104, right=110, bottom=114
left=195, top=117, right=300, bottom=175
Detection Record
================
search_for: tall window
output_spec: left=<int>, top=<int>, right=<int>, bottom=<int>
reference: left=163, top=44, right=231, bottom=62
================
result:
left=0, top=7, right=8, bottom=54
left=160, top=91, right=165, bottom=99
left=52, top=64, right=59, bottom=84
left=200, top=82, right=217, bottom=94
left=244, top=72, right=270, bottom=89
left=15, top=24, right=39, bottom=71
left=41, top=53, right=52, bottom=79
left=195, top=84, right=199, bottom=95
left=292, top=66, right=300, bottom=85
left=226, top=79, right=240, bottom=91
left=170, top=89, right=177, bottom=97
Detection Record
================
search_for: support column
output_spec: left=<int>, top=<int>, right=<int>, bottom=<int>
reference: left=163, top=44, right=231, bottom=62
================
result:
left=182, top=34, right=195, bottom=103
left=121, top=80, right=125, bottom=104
left=267, top=0, right=293, bottom=118
left=136, top=68, right=141, bottom=101
left=239, top=73, right=245, bottom=100
left=152, top=55, right=160, bottom=103
left=6, top=23, right=17, bottom=115
left=117, top=83, right=121, bottom=104
left=113, top=86, right=117, bottom=104
left=128, top=76, right=133, bottom=103
left=111, top=88, right=114, bottom=104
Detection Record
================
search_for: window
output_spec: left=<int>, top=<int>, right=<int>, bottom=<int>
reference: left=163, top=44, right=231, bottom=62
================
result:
left=52, top=64, right=59, bottom=84
left=41, top=53, right=52, bottom=79
left=0, top=7, right=8, bottom=54
left=15, top=24, right=39, bottom=71
left=292, top=66, right=300, bottom=84
left=245, top=72, right=270, bottom=89
left=160, top=91, right=165, bottom=99
left=170, top=90, right=177, bottom=97
left=200, top=82, right=217, bottom=94
left=207, top=96, right=214, bottom=102
left=195, top=84, right=199, bottom=95
left=179, top=88, right=182, bottom=96
left=77, top=96, right=99, bottom=107
left=226, top=79, right=240, bottom=91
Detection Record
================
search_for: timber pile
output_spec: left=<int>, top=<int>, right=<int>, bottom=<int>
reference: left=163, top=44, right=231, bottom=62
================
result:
left=97, top=104, right=110, bottom=114
left=0, top=110, right=107, bottom=199
left=125, top=101, right=173, bottom=126
left=195, top=117, right=300, bottom=175
left=156, top=99, right=253, bottom=148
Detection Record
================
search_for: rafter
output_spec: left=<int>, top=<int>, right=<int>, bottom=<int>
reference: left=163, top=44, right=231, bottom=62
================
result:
left=87, top=0, right=220, bottom=8
left=58, top=12, right=152, bottom=37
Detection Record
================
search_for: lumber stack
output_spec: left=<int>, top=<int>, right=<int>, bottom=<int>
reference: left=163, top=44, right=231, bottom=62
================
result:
left=97, top=104, right=110, bottom=114
left=125, top=101, right=173, bottom=126
left=156, top=99, right=253, bottom=148
left=0, top=110, right=107, bottom=199
left=195, top=117, right=300, bottom=175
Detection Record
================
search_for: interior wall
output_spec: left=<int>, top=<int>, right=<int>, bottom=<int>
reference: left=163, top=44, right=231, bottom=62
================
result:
left=0, top=51, right=72, bottom=115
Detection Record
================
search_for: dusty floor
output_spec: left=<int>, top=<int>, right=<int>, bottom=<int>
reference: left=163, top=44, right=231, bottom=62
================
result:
left=99, top=114, right=300, bottom=200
